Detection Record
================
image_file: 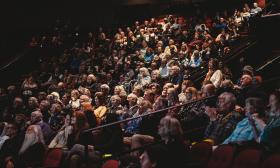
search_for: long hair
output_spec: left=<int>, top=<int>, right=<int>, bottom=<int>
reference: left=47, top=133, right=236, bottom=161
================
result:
left=73, top=111, right=89, bottom=132
left=19, top=125, right=45, bottom=155
left=73, top=111, right=89, bottom=141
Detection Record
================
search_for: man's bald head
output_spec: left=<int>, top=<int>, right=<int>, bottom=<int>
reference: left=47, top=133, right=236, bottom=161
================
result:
left=30, top=111, right=43, bottom=124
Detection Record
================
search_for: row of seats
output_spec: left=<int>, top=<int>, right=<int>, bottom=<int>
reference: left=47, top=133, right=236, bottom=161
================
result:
left=43, top=142, right=280, bottom=168
left=189, top=142, right=280, bottom=168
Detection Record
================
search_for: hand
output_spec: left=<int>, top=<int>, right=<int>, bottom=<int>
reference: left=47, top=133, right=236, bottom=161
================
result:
left=235, top=105, right=244, bottom=113
left=205, top=106, right=218, bottom=121
left=249, top=113, right=266, bottom=130
left=233, top=85, right=241, bottom=90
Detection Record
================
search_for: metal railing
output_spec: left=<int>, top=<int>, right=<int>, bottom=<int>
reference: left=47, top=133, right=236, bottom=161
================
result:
left=83, top=95, right=215, bottom=133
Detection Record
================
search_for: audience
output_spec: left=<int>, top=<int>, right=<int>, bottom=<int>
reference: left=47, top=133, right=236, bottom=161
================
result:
left=0, top=1, right=274, bottom=168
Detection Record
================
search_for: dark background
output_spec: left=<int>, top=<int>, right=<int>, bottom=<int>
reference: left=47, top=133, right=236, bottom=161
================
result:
left=0, top=0, right=258, bottom=58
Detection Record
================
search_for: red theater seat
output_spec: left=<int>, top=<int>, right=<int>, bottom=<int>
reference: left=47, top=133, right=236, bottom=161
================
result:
left=232, top=148, right=261, bottom=168
left=189, top=142, right=212, bottom=168
left=261, top=153, right=280, bottom=168
left=102, top=160, right=119, bottom=168
left=43, top=148, right=63, bottom=168
left=208, top=145, right=235, bottom=168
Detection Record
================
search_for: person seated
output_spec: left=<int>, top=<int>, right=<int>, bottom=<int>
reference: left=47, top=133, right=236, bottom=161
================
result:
left=261, top=90, right=280, bottom=151
left=67, top=111, right=90, bottom=150
left=159, top=57, right=169, bottom=79
left=250, top=2, right=262, bottom=16
left=203, top=58, right=223, bottom=88
left=156, top=115, right=188, bottom=168
left=29, top=111, right=53, bottom=144
left=168, top=65, right=183, bottom=88
left=48, top=114, right=74, bottom=149
left=18, top=125, right=46, bottom=168
left=129, top=97, right=168, bottom=157
left=49, top=103, right=65, bottom=131
left=189, top=50, right=202, bottom=68
left=136, top=67, right=151, bottom=88
left=123, top=93, right=139, bottom=119
left=26, top=97, right=40, bottom=117
left=94, top=92, right=108, bottom=125
left=0, top=123, right=9, bottom=150
left=67, top=113, right=123, bottom=168
left=143, top=89, right=156, bottom=105
left=108, top=95, right=125, bottom=116
left=144, top=47, right=154, bottom=63
left=201, top=83, right=216, bottom=98
left=69, top=90, right=80, bottom=110
left=223, top=97, right=266, bottom=144
left=124, top=100, right=153, bottom=136
left=204, top=92, right=243, bottom=145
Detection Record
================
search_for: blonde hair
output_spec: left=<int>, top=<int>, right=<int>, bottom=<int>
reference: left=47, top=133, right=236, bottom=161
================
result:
left=127, top=93, right=138, bottom=103
left=139, top=67, right=150, bottom=77
left=114, top=85, right=126, bottom=95
left=87, top=74, right=97, bottom=82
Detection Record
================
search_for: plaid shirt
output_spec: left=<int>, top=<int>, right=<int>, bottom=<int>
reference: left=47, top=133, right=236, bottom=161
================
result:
left=204, top=111, right=243, bottom=145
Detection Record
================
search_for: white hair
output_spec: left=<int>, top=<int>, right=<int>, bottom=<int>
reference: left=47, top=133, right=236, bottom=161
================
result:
left=19, top=125, right=45, bottom=155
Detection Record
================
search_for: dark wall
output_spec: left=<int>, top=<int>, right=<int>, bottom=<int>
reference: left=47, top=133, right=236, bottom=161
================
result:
left=0, top=0, right=266, bottom=62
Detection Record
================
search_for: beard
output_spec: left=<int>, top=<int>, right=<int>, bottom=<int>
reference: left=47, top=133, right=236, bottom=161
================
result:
left=19, top=133, right=37, bottom=155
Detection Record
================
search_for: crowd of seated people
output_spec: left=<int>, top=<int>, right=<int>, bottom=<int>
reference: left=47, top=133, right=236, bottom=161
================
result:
left=0, top=1, right=273, bottom=168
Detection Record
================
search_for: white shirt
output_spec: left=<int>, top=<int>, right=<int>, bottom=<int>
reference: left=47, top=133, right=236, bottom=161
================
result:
left=210, top=70, right=223, bottom=88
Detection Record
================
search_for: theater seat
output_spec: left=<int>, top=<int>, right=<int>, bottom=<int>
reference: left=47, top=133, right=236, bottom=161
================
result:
left=43, top=148, right=63, bottom=168
left=232, top=148, right=261, bottom=168
left=102, top=160, right=119, bottom=168
left=207, top=145, right=235, bottom=168
left=189, top=142, right=212, bottom=168
left=261, top=153, right=280, bottom=168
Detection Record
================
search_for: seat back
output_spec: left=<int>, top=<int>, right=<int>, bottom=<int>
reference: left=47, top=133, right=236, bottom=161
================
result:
left=102, top=159, right=119, bottom=168
left=232, top=148, right=261, bottom=168
left=189, top=142, right=212, bottom=167
left=43, top=148, right=63, bottom=168
left=208, top=145, right=235, bottom=168
left=261, top=153, right=280, bottom=168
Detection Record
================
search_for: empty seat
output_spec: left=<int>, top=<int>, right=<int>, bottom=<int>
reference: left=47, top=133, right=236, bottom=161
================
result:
left=261, top=153, right=280, bottom=168
left=208, top=145, right=235, bottom=168
left=232, top=148, right=262, bottom=168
